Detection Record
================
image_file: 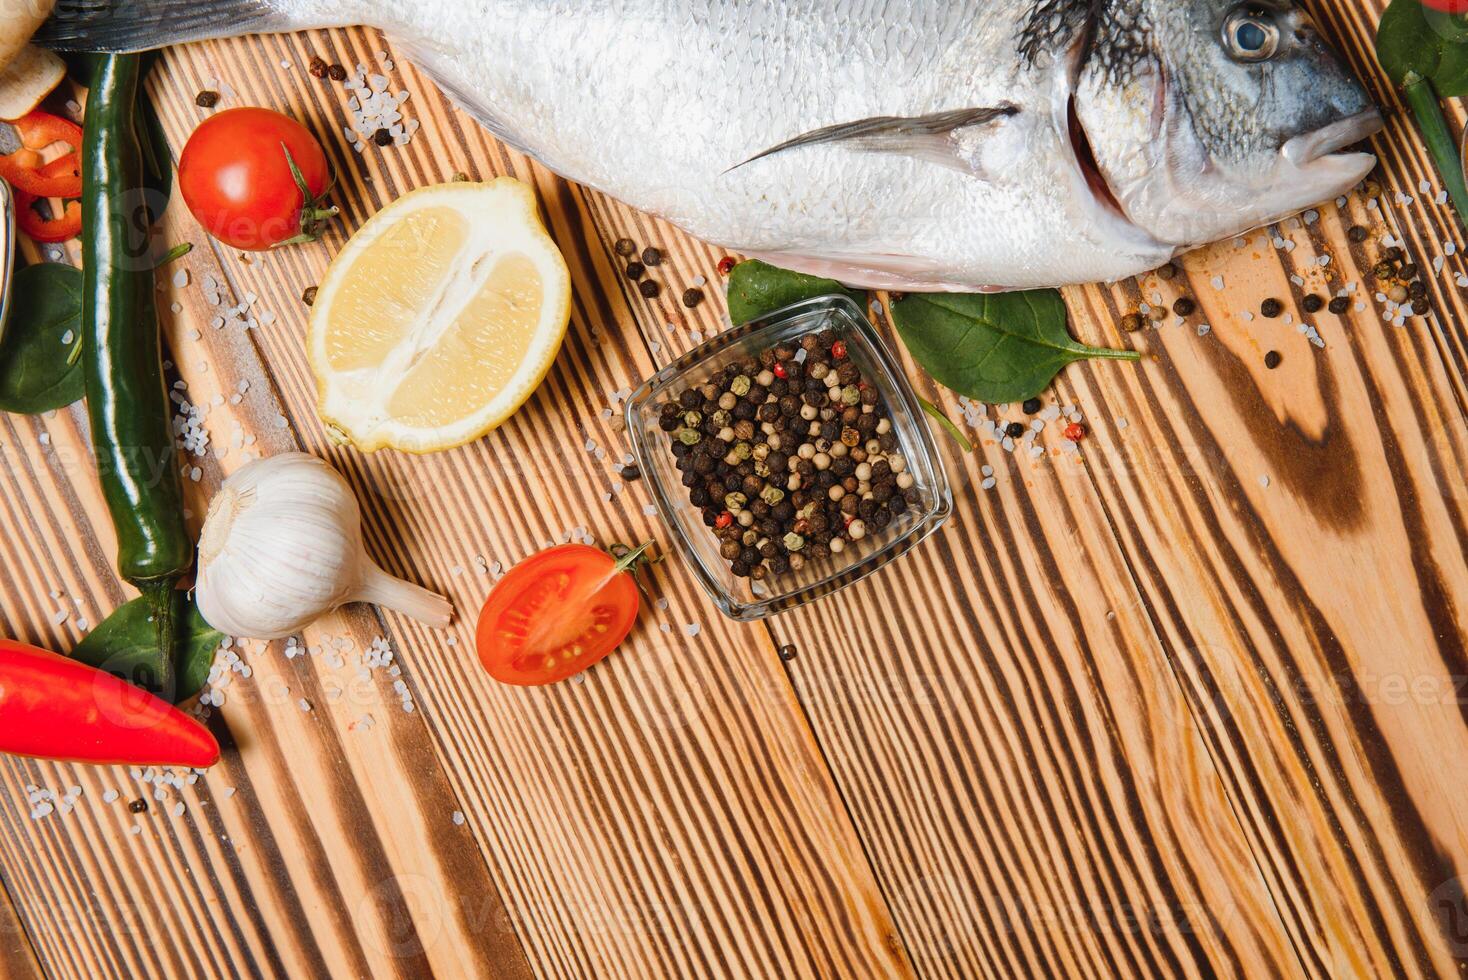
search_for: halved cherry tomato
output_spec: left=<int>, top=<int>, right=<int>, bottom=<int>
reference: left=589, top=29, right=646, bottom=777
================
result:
left=475, top=543, right=649, bottom=686
left=13, top=189, right=81, bottom=243
left=0, top=110, right=83, bottom=199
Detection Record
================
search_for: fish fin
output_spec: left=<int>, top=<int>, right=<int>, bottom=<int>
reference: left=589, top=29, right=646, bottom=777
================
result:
left=727, top=105, right=1020, bottom=174
left=744, top=250, right=1001, bottom=294
left=34, top=0, right=341, bottom=51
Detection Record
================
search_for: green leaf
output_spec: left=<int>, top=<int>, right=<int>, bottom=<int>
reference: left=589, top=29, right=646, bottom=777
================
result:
left=1376, top=0, right=1468, bottom=95
left=70, top=596, right=223, bottom=704
left=890, top=290, right=1138, bottom=404
left=1377, top=0, right=1441, bottom=86
left=0, top=264, right=85, bottom=414
left=726, top=260, right=866, bottom=325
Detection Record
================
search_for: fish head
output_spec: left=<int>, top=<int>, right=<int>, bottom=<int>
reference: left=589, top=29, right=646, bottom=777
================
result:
left=1071, top=0, right=1383, bottom=249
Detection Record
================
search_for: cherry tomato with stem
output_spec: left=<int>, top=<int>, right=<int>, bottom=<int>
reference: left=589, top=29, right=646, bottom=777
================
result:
left=476, top=542, right=654, bottom=686
left=178, top=107, right=338, bottom=250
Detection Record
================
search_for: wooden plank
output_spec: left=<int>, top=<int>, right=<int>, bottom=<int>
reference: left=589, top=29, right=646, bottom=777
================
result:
left=0, top=882, right=40, bottom=980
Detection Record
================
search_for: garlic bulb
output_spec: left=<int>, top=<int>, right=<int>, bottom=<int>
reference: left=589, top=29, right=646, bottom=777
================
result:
left=195, top=453, right=453, bottom=640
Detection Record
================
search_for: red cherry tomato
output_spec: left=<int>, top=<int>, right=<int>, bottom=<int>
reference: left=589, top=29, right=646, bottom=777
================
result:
left=178, top=107, right=337, bottom=250
left=1420, top=0, right=1468, bottom=12
left=475, top=544, right=649, bottom=686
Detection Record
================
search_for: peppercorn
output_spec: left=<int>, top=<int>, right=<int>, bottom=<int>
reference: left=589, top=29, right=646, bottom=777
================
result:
left=1372, top=261, right=1396, bottom=280
left=614, top=237, right=637, bottom=256
left=129, top=798, right=148, bottom=814
left=1022, top=398, right=1042, bottom=414
left=1301, top=294, right=1324, bottom=314
left=639, top=280, right=661, bottom=299
left=1155, top=262, right=1177, bottom=281
left=1004, top=421, right=1024, bottom=438
left=1409, top=281, right=1427, bottom=300
left=1120, top=312, right=1147, bottom=332
left=373, top=128, right=394, bottom=147
left=195, top=90, right=220, bottom=108
left=1260, top=298, right=1284, bottom=318
left=625, top=261, right=645, bottom=280
left=1063, top=422, right=1087, bottom=442
left=830, top=340, right=847, bottom=360
left=682, top=288, right=704, bottom=308
left=721, top=540, right=741, bottom=560
left=1264, top=350, right=1282, bottom=369
left=308, top=56, right=329, bottom=78
left=717, top=256, right=737, bottom=275
left=1347, top=225, right=1369, bottom=243
left=327, top=63, right=348, bottom=81
left=1328, top=296, right=1350, bottom=315
left=641, top=246, right=663, bottom=266
left=1400, top=263, right=1419, bottom=280
left=778, top=644, right=797, bottom=661
left=620, top=464, right=641, bottom=481
left=1388, top=284, right=1408, bottom=303
left=301, top=285, right=319, bottom=307
left=1172, top=297, right=1196, bottom=317
left=1384, top=246, right=1404, bottom=263
left=731, top=560, right=751, bottom=577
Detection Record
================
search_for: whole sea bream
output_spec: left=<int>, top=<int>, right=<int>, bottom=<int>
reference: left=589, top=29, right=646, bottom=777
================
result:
left=41, top=0, right=1384, bottom=291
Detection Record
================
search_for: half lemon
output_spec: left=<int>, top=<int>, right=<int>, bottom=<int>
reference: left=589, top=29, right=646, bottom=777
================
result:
left=308, top=179, right=572, bottom=453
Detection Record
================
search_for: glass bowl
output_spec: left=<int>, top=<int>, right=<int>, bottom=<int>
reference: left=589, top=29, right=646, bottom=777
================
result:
left=625, top=295, right=952, bottom=620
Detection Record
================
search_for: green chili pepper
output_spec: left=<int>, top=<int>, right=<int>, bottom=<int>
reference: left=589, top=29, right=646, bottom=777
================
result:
left=81, top=54, right=192, bottom=696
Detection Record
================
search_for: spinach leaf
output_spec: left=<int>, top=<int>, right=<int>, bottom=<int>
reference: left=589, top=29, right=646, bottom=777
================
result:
left=1377, top=0, right=1468, bottom=96
left=726, top=260, right=866, bottom=325
left=890, top=290, right=1138, bottom=404
left=71, top=596, right=223, bottom=704
left=0, top=263, right=85, bottom=414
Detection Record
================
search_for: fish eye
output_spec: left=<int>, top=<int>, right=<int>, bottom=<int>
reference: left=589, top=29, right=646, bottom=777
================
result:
left=1222, top=5, right=1281, bottom=62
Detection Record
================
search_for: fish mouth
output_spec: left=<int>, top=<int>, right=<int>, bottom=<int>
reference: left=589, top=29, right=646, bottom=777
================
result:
left=1281, top=109, right=1385, bottom=166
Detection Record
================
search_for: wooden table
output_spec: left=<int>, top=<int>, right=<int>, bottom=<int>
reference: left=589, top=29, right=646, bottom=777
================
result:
left=2, top=2, right=1466, bottom=976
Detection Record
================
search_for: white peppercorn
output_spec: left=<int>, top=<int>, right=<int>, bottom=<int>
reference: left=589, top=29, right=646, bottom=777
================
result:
left=813, top=452, right=830, bottom=471
left=797, top=443, right=816, bottom=460
left=756, top=369, right=774, bottom=386
left=896, top=472, right=915, bottom=490
left=848, top=520, right=867, bottom=540
left=800, top=404, right=818, bottom=421
left=876, top=418, right=892, bottom=434
left=829, top=537, right=845, bottom=553
left=829, top=485, right=845, bottom=501
left=889, top=454, right=907, bottom=474
left=829, top=441, right=848, bottom=458
left=854, top=462, right=872, bottom=481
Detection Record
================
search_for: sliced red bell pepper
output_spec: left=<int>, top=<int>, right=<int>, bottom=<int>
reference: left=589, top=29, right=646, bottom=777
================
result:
left=0, top=640, right=220, bottom=768
left=13, top=188, right=82, bottom=243
left=0, top=110, right=83, bottom=199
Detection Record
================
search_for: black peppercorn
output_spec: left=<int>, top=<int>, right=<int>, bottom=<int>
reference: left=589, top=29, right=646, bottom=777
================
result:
left=1400, top=263, right=1420, bottom=280
left=625, top=261, right=645, bottom=280
left=1264, top=350, right=1282, bottom=369
left=1347, top=225, right=1368, bottom=243
left=373, top=128, right=394, bottom=147
left=129, top=799, right=148, bottom=814
left=778, top=644, right=797, bottom=661
left=1260, top=298, right=1284, bottom=318
left=1172, top=297, right=1196, bottom=317
left=682, top=288, right=704, bottom=308
left=1155, top=262, right=1177, bottom=281
left=1301, top=294, right=1324, bottom=314
left=195, top=90, right=220, bottom=108
left=731, top=560, right=751, bottom=577
left=614, top=237, right=637, bottom=256
left=1022, top=398, right=1042, bottom=414
left=327, top=64, right=348, bottom=81
left=639, top=280, right=661, bottom=299
left=1005, top=421, right=1024, bottom=438
left=641, top=246, right=663, bottom=266
left=302, top=286, right=319, bottom=307
left=1328, top=296, right=1350, bottom=315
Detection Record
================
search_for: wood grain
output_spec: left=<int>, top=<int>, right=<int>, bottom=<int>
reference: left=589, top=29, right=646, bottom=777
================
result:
left=0, top=1, right=1465, bottom=977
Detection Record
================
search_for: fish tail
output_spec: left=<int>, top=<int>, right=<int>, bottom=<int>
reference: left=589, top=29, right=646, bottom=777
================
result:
left=35, top=0, right=359, bottom=52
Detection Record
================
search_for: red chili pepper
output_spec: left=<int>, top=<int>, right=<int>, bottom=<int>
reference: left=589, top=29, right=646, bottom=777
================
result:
left=13, top=189, right=82, bottom=243
left=1063, top=422, right=1088, bottom=442
left=831, top=340, right=848, bottom=360
left=0, top=110, right=84, bottom=199
left=772, top=362, right=787, bottom=379
left=0, top=640, right=220, bottom=768
left=715, top=511, right=733, bottom=529
left=716, top=257, right=737, bottom=276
